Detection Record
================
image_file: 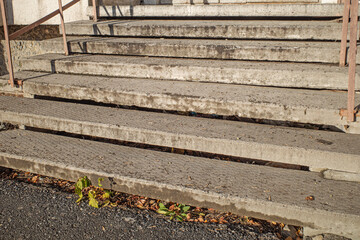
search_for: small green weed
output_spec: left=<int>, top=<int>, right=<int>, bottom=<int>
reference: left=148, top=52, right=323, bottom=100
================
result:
left=157, top=203, right=190, bottom=221
left=75, top=176, right=113, bottom=208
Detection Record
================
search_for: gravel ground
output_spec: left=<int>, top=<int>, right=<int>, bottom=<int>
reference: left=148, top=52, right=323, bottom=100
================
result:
left=0, top=178, right=279, bottom=240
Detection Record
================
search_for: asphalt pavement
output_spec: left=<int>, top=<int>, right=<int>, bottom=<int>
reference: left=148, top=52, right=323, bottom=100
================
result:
left=0, top=178, right=279, bottom=240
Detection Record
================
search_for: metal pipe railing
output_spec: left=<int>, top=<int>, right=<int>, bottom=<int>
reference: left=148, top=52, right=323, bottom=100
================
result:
left=58, top=0, right=69, bottom=56
left=339, top=0, right=350, bottom=67
left=0, top=0, right=14, bottom=87
left=0, top=0, right=85, bottom=86
left=339, top=0, right=359, bottom=122
left=93, top=0, right=98, bottom=22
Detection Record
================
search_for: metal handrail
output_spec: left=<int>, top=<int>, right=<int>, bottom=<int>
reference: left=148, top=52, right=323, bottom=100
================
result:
left=339, top=0, right=358, bottom=122
left=0, top=0, right=98, bottom=87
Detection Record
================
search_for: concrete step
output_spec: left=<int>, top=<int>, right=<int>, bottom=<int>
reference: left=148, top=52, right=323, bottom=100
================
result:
left=91, top=0, right=320, bottom=5
left=173, top=0, right=320, bottom=4
left=64, top=20, right=343, bottom=41
left=2, top=71, right=359, bottom=133
left=0, top=129, right=359, bottom=239
left=45, top=37, right=358, bottom=64
left=20, top=53, right=360, bottom=90
left=1, top=95, right=359, bottom=176
left=87, top=4, right=347, bottom=18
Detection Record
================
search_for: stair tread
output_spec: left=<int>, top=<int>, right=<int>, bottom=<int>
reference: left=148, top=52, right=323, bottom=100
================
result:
left=64, top=36, right=341, bottom=48
left=1, top=95, right=359, bottom=172
left=88, top=4, right=348, bottom=17
left=65, top=19, right=343, bottom=40
left=24, top=53, right=352, bottom=72
left=70, top=19, right=342, bottom=28
left=0, top=129, right=359, bottom=237
left=43, top=36, right=359, bottom=63
left=21, top=53, right=359, bottom=90
left=2, top=71, right=359, bottom=132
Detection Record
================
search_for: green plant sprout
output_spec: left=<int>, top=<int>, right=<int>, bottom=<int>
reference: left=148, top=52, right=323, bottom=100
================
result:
left=157, top=203, right=191, bottom=221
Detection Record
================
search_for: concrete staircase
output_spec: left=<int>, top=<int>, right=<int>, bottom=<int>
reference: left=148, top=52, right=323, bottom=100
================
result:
left=1, top=3, right=360, bottom=239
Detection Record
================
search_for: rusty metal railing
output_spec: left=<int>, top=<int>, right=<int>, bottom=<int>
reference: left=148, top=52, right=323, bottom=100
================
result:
left=340, top=0, right=359, bottom=122
left=0, top=0, right=98, bottom=87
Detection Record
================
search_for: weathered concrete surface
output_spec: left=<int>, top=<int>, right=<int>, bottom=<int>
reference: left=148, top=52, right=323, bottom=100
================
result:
left=173, top=0, right=319, bottom=4
left=1, top=96, right=359, bottom=174
left=0, top=79, right=23, bottom=96
left=89, top=0, right=141, bottom=5
left=1, top=71, right=359, bottom=133
left=0, top=129, right=359, bottom=239
left=19, top=53, right=359, bottom=90
left=43, top=36, right=360, bottom=64
left=0, top=40, right=63, bottom=76
left=64, top=20, right=343, bottom=40
left=88, top=4, right=348, bottom=17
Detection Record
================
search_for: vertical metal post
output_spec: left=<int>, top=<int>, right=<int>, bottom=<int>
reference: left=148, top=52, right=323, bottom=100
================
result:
left=0, top=0, right=14, bottom=87
left=347, top=0, right=358, bottom=122
left=340, top=0, right=351, bottom=67
left=58, top=0, right=69, bottom=56
left=92, top=0, right=98, bottom=22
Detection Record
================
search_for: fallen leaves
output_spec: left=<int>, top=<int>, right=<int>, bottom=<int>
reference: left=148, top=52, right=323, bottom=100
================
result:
left=0, top=168, right=302, bottom=239
left=305, top=195, right=315, bottom=201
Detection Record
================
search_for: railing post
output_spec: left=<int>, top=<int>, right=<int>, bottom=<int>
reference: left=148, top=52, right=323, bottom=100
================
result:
left=340, top=0, right=351, bottom=66
left=0, top=0, right=14, bottom=87
left=346, top=0, right=358, bottom=122
left=92, top=0, right=98, bottom=22
left=58, top=0, right=69, bottom=56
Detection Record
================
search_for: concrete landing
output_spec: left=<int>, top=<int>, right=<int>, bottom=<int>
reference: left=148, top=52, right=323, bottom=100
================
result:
left=87, top=4, right=347, bottom=18
left=52, top=37, right=359, bottom=64
left=20, top=53, right=359, bottom=90
left=64, top=20, right=343, bottom=41
left=1, top=96, right=359, bottom=173
left=1, top=71, right=359, bottom=133
left=0, top=129, right=359, bottom=239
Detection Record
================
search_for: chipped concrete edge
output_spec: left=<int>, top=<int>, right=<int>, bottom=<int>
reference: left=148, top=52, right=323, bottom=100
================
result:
left=321, top=169, right=360, bottom=183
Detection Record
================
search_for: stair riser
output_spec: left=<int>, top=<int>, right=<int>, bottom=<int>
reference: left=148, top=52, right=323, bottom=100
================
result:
left=1, top=111, right=359, bottom=173
left=67, top=40, right=354, bottom=64
left=20, top=57, right=357, bottom=90
left=89, top=4, right=347, bottom=17
left=65, top=23, right=342, bottom=41
left=22, top=81, right=359, bottom=133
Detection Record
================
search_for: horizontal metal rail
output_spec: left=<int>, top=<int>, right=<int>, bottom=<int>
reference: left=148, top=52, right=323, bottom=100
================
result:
left=0, top=0, right=83, bottom=86
left=8, top=0, right=80, bottom=40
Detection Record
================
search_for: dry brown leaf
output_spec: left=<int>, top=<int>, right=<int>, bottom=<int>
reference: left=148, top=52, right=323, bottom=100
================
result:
left=305, top=195, right=315, bottom=201
left=31, top=176, right=39, bottom=183
left=208, top=208, right=215, bottom=213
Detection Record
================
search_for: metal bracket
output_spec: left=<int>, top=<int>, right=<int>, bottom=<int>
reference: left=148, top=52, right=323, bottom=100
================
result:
left=7, top=79, right=23, bottom=87
left=340, top=108, right=359, bottom=118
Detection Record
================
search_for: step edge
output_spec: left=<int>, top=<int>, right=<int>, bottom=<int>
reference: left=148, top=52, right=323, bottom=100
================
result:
left=1, top=110, right=359, bottom=174
left=0, top=151, right=358, bottom=239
